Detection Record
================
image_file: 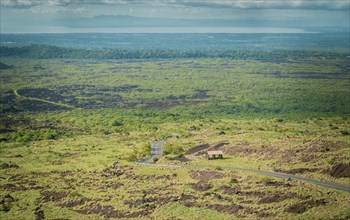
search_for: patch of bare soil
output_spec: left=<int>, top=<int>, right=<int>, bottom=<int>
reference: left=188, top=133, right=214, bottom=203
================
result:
left=285, top=199, right=326, bottom=214
left=58, top=171, right=74, bottom=178
left=274, top=168, right=321, bottom=174
left=34, top=206, right=45, bottom=220
left=203, top=192, right=234, bottom=203
left=183, top=141, right=230, bottom=156
left=221, top=143, right=254, bottom=156
left=182, top=201, right=242, bottom=215
left=3, top=173, right=43, bottom=191
left=123, top=194, right=186, bottom=218
left=222, top=144, right=277, bottom=161
left=0, top=194, right=15, bottom=212
left=189, top=170, right=225, bottom=181
left=39, top=190, right=145, bottom=218
left=172, top=154, right=191, bottom=162
left=303, top=140, right=349, bottom=153
left=52, top=160, right=65, bottom=165
left=125, top=195, right=178, bottom=209
left=191, top=181, right=213, bottom=191
left=258, top=192, right=299, bottom=204
left=209, top=141, right=229, bottom=150
left=60, top=198, right=91, bottom=208
left=2, top=183, right=27, bottom=191
left=209, top=203, right=243, bottom=215
left=240, top=190, right=266, bottom=197
left=329, top=163, right=350, bottom=178
left=63, top=152, right=81, bottom=157
left=101, top=161, right=134, bottom=177
left=185, top=144, right=210, bottom=155
left=132, top=173, right=177, bottom=181
left=76, top=204, right=125, bottom=218
left=0, top=162, right=19, bottom=169
left=40, top=191, right=67, bottom=202
left=263, top=180, right=292, bottom=187
left=219, top=185, right=242, bottom=195
left=101, top=182, right=123, bottom=190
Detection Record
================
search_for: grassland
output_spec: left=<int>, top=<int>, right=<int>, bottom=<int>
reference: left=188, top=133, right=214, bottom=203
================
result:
left=0, top=52, right=349, bottom=219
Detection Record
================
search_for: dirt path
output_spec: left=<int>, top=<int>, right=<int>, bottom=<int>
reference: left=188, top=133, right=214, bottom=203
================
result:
left=14, top=89, right=76, bottom=109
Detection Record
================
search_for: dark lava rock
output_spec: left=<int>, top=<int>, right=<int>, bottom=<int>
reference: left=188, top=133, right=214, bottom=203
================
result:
left=330, top=163, right=350, bottom=178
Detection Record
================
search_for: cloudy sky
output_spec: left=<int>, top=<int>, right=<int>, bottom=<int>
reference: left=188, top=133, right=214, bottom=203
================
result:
left=1, top=0, right=349, bottom=33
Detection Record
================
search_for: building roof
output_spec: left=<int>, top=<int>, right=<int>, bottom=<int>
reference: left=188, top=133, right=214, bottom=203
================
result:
left=207, top=150, right=223, bottom=155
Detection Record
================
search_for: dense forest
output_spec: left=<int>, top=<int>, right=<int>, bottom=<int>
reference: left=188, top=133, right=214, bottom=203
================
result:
left=1, top=44, right=347, bottom=60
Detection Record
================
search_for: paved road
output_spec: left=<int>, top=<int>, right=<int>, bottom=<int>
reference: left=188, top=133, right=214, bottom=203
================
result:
left=139, top=141, right=163, bottom=164
left=138, top=141, right=350, bottom=193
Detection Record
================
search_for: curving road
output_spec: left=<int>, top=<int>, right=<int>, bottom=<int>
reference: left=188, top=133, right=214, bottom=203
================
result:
left=138, top=141, right=350, bottom=193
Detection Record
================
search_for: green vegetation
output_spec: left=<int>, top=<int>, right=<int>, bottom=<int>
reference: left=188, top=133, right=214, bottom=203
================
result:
left=0, top=47, right=349, bottom=219
left=2, top=44, right=349, bottom=61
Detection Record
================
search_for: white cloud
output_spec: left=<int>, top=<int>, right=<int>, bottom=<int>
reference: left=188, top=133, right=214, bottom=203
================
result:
left=29, top=4, right=88, bottom=14
left=3, top=0, right=347, bottom=10
left=171, top=0, right=350, bottom=10
left=1, top=0, right=41, bottom=8
left=0, top=0, right=131, bottom=8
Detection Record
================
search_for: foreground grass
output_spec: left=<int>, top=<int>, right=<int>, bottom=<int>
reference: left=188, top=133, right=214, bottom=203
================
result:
left=1, top=117, right=350, bottom=219
left=1, top=56, right=349, bottom=219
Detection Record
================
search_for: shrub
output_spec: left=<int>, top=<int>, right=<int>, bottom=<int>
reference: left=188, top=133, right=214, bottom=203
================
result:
left=70, top=191, right=83, bottom=198
left=163, top=142, right=184, bottom=156
left=111, top=118, right=124, bottom=126
left=12, top=128, right=66, bottom=143
left=215, top=166, right=223, bottom=170
left=124, top=142, right=151, bottom=162
left=340, top=130, right=349, bottom=135
left=0, top=162, right=19, bottom=169
left=260, top=177, right=273, bottom=184
left=230, top=178, right=239, bottom=184
left=125, top=150, right=138, bottom=162
left=153, top=157, right=159, bottom=163
left=0, top=163, right=10, bottom=169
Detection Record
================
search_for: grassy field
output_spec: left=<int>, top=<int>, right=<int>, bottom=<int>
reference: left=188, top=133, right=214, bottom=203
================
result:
left=1, top=54, right=350, bottom=219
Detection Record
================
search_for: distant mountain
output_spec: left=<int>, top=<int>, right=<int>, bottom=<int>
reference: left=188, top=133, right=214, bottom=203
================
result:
left=51, top=15, right=349, bottom=33
left=52, top=15, right=231, bottom=28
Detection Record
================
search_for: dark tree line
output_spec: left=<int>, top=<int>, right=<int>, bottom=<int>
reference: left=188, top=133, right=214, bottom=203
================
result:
left=0, top=44, right=345, bottom=60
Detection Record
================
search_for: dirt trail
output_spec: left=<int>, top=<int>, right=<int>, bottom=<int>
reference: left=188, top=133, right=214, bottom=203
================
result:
left=14, top=89, right=76, bottom=109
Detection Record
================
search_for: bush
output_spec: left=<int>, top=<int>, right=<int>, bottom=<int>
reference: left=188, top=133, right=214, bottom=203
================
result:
left=69, top=191, right=83, bottom=198
left=215, top=166, right=223, bottom=170
left=111, top=118, right=124, bottom=126
left=125, top=149, right=138, bottom=162
left=340, top=130, right=349, bottom=135
left=153, top=157, right=159, bottom=163
left=0, top=163, right=10, bottom=169
left=163, top=142, right=184, bottom=155
left=230, top=178, right=239, bottom=184
left=0, top=162, right=19, bottom=169
left=124, top=142, right=151, bottom=162
left=13, top=128, right=66, bottom=143
left=260, top=177, right=273, bottom=184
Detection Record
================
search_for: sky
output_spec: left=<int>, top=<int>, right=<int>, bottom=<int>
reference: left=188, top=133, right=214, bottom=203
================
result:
left=0, top=0, right=349, bottom=33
